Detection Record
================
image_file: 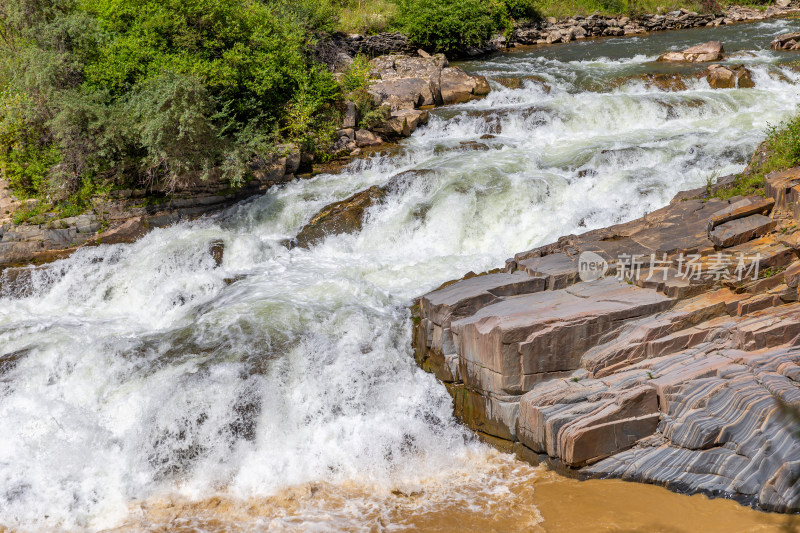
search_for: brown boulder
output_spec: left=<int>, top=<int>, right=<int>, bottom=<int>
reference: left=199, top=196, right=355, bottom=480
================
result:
left=368, top=77, right=435, bottom=110
left=294, top=186, right=387, bottom=248
left=440, top=67, right=480, bottom=105
left=372, top=109, right=429, bottom=137
left=354, top=129, right=383, bottom=147
left=658, top=41, right=724, bottom=62
left=771, top=32, right=800, bottom=50
left=706, top=64, right=755, bottom=89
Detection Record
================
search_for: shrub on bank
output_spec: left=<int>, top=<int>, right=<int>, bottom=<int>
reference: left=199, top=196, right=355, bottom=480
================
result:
left=0, top=0, right=342, bottom=210
left=395, top=0, right=541, bottom=54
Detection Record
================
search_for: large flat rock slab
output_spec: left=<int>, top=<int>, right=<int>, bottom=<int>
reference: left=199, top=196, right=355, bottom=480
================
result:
left=451, top=278, right=672, bottom=395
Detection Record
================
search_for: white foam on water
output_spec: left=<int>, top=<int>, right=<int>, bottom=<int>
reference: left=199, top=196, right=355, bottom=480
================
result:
left=1, top=20, right=800, bottom=532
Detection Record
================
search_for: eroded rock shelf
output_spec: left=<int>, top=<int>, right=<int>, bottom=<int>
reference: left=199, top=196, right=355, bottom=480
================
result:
left=412, top=168, right=800, bottom=512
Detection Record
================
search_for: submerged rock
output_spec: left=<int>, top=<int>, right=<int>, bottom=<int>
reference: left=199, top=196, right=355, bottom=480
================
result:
left=294, top=186, right=387, bottom=248
left=706, top=64, right=755, bottom=89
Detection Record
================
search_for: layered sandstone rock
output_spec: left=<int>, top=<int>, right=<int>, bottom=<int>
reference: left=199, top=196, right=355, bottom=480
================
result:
left=412, top=175, right=800, bottom=512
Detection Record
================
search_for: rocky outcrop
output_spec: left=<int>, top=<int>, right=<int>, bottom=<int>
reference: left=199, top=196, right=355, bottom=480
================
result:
left=771, top=32, right=800, bottom=51
left=333, top=52, right=490, bottom=156
left=293, top=169, right=434, bottom=248
left=411, top=167, right=800, bottom=512
left=706, top=64, right=755, bottom=89
left=0, top=150, right=303, bottom=269
left=659, top=41, right=724, bottom=62
left=368, top=53, right=490, bottom=110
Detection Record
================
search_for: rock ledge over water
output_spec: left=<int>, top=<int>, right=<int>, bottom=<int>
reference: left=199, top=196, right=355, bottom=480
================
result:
left=412, top=168, right=800, bottom=512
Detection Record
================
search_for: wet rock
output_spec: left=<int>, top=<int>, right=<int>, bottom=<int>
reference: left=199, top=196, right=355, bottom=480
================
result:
left=373, top=109, right=429, bottom=137
left=294, top=186, right=387, bottom=248
left=658, top=41, right=724, bottom=62
left=209, top=240, right=224, bottom=268
left=706, top=64, right=755, bottom=89
left=771, top=32, right=800, bottom=51
left=98, top=217, right=147, bottom=245
left=459, top=141, right=490, bottom=151
left=495, top=77, right=523, bottom=90
left=494, top=75, right=552, bottom=93
left=440, top=67, right=481, bottom=105
left=708, top=214, right=776, bottom=248
left=641, top=73, right=689, bottom=92
left=473, top=75, right=491, bottom=96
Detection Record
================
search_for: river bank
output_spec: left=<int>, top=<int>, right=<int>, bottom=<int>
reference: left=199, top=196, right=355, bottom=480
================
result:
left=3, top=4, right=800, bottom=274
left=2, top=13, right=800, bottom=533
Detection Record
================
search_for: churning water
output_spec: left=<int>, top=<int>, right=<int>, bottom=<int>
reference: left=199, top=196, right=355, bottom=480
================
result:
left=2, top=18, right=800, bottom=532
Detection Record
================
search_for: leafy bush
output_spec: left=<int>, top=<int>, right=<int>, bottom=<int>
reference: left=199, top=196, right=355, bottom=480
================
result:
left=396, top=0, right=538, bottom=54
left=504, top=0, right=543, bottom=19
left=0, top=0, right=342, bottom=205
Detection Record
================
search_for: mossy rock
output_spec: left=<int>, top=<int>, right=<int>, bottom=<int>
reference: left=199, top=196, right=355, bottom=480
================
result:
left=294, top=186, right=387, bottom=248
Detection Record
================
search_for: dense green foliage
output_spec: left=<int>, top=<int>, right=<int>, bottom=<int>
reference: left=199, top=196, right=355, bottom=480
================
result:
left=0, top=0, right=342, bottom=206
left=395, top=0, right=540, bottom=54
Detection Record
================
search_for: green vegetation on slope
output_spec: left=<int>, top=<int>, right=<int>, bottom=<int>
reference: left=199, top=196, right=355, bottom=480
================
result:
left=0, top=0, right=344, bottom=212
left=0, top=0, right=782, bottom=219
left=713, top=113, right=800, bottom=200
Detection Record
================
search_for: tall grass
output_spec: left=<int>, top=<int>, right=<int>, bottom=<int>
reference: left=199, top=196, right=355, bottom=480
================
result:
left=338, top=0, right=398, bottom=34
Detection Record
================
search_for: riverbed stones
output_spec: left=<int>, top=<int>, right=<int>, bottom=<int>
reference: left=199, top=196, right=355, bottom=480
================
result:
left=706, top=64, right=755, bottom=89
left=658, top=41, right=724, bottom=62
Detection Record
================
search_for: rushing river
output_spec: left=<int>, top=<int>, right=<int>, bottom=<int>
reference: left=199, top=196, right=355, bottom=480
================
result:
left=3, top=17, right=800, bottom=533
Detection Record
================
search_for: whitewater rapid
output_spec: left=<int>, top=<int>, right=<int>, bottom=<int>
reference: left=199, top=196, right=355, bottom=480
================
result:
left=2, top=18, right=800, bottom=532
